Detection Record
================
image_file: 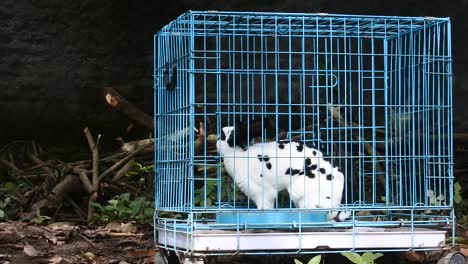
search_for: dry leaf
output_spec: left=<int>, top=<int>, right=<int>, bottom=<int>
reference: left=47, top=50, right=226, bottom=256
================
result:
left=105, top=222, right=122, bottom=232
left=23, top=244, right=43, bottom=257
left=121, top=223, right=137, bottom=233
left=49, top=255, right=64, bottom=264
left=81, top=252, right=99, bottom=264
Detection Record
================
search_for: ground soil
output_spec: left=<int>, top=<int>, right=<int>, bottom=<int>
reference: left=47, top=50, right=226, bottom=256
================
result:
left=0, top=221, right=156, bottom=264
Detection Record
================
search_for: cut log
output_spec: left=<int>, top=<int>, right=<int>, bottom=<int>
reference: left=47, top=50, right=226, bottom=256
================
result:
left=103, top=87, right=154, bottom=130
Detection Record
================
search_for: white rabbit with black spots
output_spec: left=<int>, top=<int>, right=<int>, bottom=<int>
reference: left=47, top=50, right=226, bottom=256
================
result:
left=217, top=125, right=349, bottom=221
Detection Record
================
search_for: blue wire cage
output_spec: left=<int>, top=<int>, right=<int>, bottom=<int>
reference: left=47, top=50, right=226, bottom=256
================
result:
left=154, top=11, right=453, bottom=256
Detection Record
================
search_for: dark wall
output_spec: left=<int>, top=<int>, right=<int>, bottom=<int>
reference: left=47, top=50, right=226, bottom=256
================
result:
left=1, top=0, right=467, bottom=144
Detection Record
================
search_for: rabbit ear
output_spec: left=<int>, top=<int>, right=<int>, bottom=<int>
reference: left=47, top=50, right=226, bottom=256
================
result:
left=234, top=119, right=247, bottom=149
left=248, top=116, right=275, bottom=140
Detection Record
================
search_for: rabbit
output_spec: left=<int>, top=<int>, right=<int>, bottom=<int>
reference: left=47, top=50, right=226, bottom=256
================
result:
left=217, top=123, right=349, bottom=221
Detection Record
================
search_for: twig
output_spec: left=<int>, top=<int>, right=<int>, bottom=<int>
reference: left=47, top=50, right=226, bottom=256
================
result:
left=83, top=127, right=99, bottom=191
left=75, top=230, right=97, bottom=248
left=0, top=159, right=19, bottom=171
left=30, top=154, right=56, bottom=183
left=73, top=167, right=93, bottom=194
left=87, top=192, right=98, bottom=222
left=98, top=232, right=144, bottom=237
left=118, top=182, right=140, bottom=193
left=8, top=152, right=15, bottom=167
left=65, top=195, right=87, bottom=220
left=111, top=159, right=134, bottom=182
left=83, top=127, right=101, bottom=221
left=98, top=143, right=152, bottom=181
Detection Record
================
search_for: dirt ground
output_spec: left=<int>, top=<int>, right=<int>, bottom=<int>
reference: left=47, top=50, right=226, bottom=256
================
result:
left=0, top=221, right=156, bottom=264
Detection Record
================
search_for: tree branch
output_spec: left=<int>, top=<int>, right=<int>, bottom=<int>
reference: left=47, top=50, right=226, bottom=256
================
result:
left=99, top=143, right=152, bottom=181
left=83, top=127, right=99, bottom=189
left=103, top=87, right=154, bottom=130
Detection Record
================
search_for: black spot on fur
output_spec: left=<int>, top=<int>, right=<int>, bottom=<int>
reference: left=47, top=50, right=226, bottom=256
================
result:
left=312, top=150, right=317, bottom=156
left=326, top=174, right=333, bottom=181
left=310, top=164, right=318, bottom=170
left=325, top=196, right=331, bottom=199
left=257, top=155, right=270, bottom=162
left=285, top=168, right=301, bottom=175
left=299, top=171, right=304, bottom=175
left=319, top=168, right=326, bottom=174
left=305, top=158, right=311, bottom=166
left=226, top=133, right=234, bottom=147
left=220, top=130, right=226, bottom=141
left=257, top=155, right=263, bottom=162
left=266, top=162, right=272, bottom=170
left=278, top=143, right=285, bottom=149
left=306, top=171, right=316, bottom=179
left=277, top=140, right=290, bottom=144
left=296, top=143, right=303, bottom=152
left=260, top=174, right=263, bottom=178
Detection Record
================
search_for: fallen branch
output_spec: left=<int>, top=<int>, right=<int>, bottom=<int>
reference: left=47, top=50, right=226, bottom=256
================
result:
left=103, top=87, right=154, bottom=130
left=73, top=167, right=93, bottom=194
left=98, top=142, right=152, bottom=182
left=83, top=127, right=100, bottom=192
left=30, top=155, right=56, bottom=185
left=26, top=175, right=81, bottom=220
left=111, top=160, right=134, bottom=182
left=0, top=160, right=19, bottom=171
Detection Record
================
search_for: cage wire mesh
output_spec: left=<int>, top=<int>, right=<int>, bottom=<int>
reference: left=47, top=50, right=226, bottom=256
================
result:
left=154, top=11, right=453, bottom=253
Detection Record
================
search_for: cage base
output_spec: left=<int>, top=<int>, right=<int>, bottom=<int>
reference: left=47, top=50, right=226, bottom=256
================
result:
left=215, top=211, right=328, bottom=225
left=156, top=226, right=446, bottom=253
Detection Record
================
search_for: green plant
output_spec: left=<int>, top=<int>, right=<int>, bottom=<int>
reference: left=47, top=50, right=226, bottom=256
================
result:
left=126, top=162, right=155, bottom=177
left=0, top=182, right=22, bottom=220
left=341, top=251, right=383, bottom=264
left=194, top=163, right=245, bottom=208
left=30, top=208, right=53, bottom=224
left=90, top=193, right=153, bottom=224
left=0, top=197, right=12, bottom=219
left=294, top=255, right=321, bottom=264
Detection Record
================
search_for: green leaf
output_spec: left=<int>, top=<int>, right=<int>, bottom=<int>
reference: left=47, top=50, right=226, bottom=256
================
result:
left=91, top=202, right=103, bottom=209
left=108, top=199, right=119, bottom=206
left=294, top=260, right=304, bottom=264
left=144, top=208, right=154, bottom=218
left=4, top=197, right=11, bottom=206
left=307, top=255, right=322, bottom=264
left=362, top=252, right=383, bottom=263
left=104, top=205, right=116, bottom=211
left=455, top=193, right=463, bottom=204
left=5, top=182, right=16, bottom=189
left=341, top=252, right=362, bottom=264
left=0, top=209, right=4, bottom=218
left=373, top=253, right=383, bottom=260
left=455, top=182, right=462, bottom=193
